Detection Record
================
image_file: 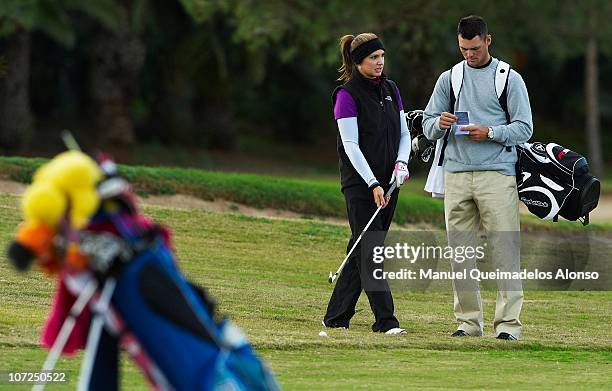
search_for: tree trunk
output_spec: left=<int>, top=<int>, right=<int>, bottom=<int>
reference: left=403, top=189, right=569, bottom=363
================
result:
left=585, top=35, right=604, bottom=177
left=89, top=3, right=145, bottom=147
left=204, top=28, right=235, bottom=150
left=0, top=29, right=34, bottom=150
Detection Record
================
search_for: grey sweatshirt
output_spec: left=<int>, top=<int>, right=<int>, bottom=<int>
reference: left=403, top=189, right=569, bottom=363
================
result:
left=422, top=57, right=533, bottom=175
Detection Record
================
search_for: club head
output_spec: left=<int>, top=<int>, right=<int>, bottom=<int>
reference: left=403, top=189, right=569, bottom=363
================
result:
left=421, top=146, right=433, bottom=163
left=328, top=272, right=334, bottom=284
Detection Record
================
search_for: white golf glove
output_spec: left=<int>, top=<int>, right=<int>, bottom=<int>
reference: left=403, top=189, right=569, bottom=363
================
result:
left=389, top=161, right=409, bottom=188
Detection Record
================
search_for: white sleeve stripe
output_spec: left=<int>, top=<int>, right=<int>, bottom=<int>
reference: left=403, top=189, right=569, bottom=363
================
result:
left=396, top=110, right=411, bottom=163
left=337, top=117, right=359, bottom=143
left=337, top=117, right=377, bottom=186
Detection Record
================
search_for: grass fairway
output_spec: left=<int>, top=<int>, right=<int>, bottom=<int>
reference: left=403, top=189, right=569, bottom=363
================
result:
left=1, top=193, right=610, bottom=390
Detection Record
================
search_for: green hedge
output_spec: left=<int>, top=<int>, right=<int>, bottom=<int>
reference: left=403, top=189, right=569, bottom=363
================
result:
left=0, top=156, right=445, bottom=226
left=2, top=156, right=609, bottom=231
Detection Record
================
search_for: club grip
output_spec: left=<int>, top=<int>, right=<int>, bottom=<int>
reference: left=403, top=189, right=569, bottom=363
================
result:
left=385, top=182, right=397, bottom=197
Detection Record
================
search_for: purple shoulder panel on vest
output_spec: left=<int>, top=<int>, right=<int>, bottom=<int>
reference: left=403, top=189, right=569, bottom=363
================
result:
left=393, top=84, right=404, bottom=111
left=334, top=88, right=358, bottom=120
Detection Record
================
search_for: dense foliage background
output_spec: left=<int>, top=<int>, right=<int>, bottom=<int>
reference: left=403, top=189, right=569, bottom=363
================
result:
left=1, top=0, right=611, bottom=176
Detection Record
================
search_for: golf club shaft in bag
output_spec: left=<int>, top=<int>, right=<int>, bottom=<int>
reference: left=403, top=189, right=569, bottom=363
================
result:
left=328, top=183, right=397, bottom=284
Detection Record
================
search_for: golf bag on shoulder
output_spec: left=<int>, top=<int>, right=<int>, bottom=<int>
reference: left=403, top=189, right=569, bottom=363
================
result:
left=515, top=142, right=600, bottom=225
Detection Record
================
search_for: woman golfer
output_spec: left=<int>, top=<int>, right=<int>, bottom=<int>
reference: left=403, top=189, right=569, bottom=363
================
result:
left=323, top=33, right=411, bottom=334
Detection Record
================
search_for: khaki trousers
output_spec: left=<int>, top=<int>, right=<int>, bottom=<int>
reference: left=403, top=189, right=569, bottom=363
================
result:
left=444, top=171, right=524, bottom=338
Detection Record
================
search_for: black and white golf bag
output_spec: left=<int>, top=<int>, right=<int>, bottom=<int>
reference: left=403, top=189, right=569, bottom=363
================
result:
left=406, top=110, right=435, bottom=163
left=516, top=142, right=600, bottom=225
left=405, top=109, right=445, bottom=198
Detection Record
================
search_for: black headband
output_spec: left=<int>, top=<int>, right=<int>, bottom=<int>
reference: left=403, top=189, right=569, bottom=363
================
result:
left=351, top=38, right=385, bottom=64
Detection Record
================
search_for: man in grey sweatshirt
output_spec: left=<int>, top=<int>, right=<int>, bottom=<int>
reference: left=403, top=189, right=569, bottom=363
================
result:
left=422, top=15, right=533, bottom=340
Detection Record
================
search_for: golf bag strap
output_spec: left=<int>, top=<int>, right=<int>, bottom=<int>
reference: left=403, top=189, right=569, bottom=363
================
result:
left=441, top=62, right=465, bottom=167
left=450, top=59, right=510, bottom=114
left=495, top=60, right=513, bottom=152
left=444, top=59, right=513, bottom=164
left=449, top=61, right=464, bottom=110
left=495, top=60, right=511, bottom=102
left=438, top=130, right=450, bottom=167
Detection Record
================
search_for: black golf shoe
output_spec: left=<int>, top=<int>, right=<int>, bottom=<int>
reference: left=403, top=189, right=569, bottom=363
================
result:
left=496, top=332, right=518, bottom=340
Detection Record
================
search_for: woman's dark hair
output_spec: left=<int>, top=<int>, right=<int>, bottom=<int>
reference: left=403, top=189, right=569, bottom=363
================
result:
left=337, top=33, right=378, bottom=82
left=457, top=15, right=488, bottom=39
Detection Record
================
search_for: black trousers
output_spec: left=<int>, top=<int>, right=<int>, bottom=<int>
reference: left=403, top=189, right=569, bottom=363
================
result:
left=324, top=185, right=400, bottom=332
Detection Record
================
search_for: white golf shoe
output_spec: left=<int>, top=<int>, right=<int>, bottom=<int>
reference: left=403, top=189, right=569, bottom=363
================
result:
left=321, top=320, right=347, bottom=330
left=384, top=328, right=407, bottom=335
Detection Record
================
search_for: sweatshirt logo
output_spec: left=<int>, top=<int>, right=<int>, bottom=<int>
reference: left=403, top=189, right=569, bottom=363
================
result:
left=385, top=95, right=393, bottom=101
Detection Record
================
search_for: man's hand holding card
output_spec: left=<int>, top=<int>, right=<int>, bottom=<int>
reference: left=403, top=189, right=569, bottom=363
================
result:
left=454, top=111, right=490, bottom=142
left=454, top=111, right=471, bottom=135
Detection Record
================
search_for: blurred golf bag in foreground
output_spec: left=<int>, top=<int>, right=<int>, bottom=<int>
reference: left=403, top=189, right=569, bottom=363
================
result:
left=6, top=150, right=279, bottom=391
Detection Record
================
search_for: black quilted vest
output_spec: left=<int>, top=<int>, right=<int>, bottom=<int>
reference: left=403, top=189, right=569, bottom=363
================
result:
left=333, top=71, right=401, bottom=191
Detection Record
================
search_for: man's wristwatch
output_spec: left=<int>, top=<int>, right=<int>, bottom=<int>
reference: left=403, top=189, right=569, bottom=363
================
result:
left=487, top=127, right=494, bottom=139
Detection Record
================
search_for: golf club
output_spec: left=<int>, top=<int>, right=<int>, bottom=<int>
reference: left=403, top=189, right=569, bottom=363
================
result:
left=60, top=130, right=82, bottom=151
left=328, top=182, right=397, bottom=284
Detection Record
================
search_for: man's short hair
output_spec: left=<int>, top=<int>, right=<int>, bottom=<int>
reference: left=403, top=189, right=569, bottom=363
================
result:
left=457, top=15, right=488, bottom=39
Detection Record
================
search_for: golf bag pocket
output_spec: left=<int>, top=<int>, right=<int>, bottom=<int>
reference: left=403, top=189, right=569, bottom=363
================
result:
left=558, top=173, right=600, bottom=221
left=516, top=170, right=569, bottom=220
left=516, top=142, right=600, bottom=224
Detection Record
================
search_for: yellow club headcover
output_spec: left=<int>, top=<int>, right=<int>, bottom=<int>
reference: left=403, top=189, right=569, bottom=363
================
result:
left=69, top=187, right=101, bottom=228
left=28, top=151, right=103, bottom=229
left=34, top=151, right=102, bottom=190
left=21, top=182, right=67, bottom=228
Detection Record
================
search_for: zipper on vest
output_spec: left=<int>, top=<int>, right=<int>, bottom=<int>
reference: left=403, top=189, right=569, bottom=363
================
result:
left=380, top=84, right=391, bottom=180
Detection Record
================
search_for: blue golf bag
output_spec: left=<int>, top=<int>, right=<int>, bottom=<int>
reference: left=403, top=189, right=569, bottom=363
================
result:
left=110, top=240, right=279, bottom=390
